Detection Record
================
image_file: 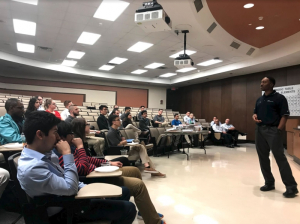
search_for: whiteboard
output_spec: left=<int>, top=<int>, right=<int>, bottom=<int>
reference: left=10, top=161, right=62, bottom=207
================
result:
left=273, top=85, right=300, bottom=116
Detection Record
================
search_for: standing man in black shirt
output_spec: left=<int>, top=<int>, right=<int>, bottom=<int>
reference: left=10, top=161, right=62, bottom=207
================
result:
left=253, top=77, right=298, bottom=198
left=97, top=105, right=110, bottom=130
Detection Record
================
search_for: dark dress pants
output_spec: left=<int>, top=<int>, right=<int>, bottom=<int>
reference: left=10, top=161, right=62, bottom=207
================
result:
left=255, top=125, right=297, bottom=189
left=221, top=133, right=232, bottom=145
left=227, top=130, right=239, bottom=144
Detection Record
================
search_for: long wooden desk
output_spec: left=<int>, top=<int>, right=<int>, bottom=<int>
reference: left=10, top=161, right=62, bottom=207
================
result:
left=0, top=143, right=23, bottom=163
left=86, top=170, right=122, bottom=178
left=164, top=130, right=209, bottom=160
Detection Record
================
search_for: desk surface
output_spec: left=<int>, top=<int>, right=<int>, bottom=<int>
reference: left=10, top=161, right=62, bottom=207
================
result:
left=0, top=144, right=23, bottom=152
left=75, top=183, right=122, bottom=199
left=105, top=155, right=128, bottom=161
left=165, top=130, right=209, bottom=135
left=86, top=170, right=122, bottom=178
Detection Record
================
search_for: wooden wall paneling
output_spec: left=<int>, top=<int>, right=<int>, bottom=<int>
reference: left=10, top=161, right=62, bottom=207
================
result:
left=209, top=82, right=222, bottom=121
left=286, top=65, right=300, bottom=85
left=265, top=67, right=287, bottom=87
left=220, top=78, right=232, bottom=123
left=231, top=77, right=247, bottom=132
left=191, top=85, right=202, bottom=119
left=246, top=72, right=265, bottom=140
left=201, top=83, right=210, bottom=121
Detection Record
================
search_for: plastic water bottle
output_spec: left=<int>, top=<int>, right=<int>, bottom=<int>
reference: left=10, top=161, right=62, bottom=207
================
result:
left=21, top=133, right=26, bottom=147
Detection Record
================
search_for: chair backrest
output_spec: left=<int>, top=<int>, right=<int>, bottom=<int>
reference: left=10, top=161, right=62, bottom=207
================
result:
left=89, top=121, right=99, bottom=130
left=88, top=112, right=98, bottom=116
left=157, top=127, right=166, bottom=136
left=8, top=153, right=29, bottom=206
left=198, top=119, right=206, bottom=123
left=124, top=129, right=136, bottom=140
left=0, top=107, right=6, bottom=116
left=82, top=116, right=95, bottom=121
left=119, top=129, right=128, bottom=139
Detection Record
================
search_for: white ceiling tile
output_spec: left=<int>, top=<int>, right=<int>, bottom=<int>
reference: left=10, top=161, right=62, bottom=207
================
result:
left=36, top=26, right=60, bottom=37
left=64, top=13, right=91, bottom=25
left=39, top=0, right=70, bottom=13
left=128, top=26, right=147, bottom=36
left=61, top=20, right=87, bottom=31
left=37, top=16, right=63, bottom=28
left=69, top=0, right=102, bottom=8
left=9, top=1, right=38, bottom=15
left=67, top=3, right=97, bottom=17
left=109, top=22, right=135, bottom=33
left=0, top=8, right=11, bottom=19
left=38, top=7, right=66, bottom=20
left=11, top=10, right=38, bottom=22
left=35, top=50, right=51, bottom=61
left=15, top=35, right=36, bottom=44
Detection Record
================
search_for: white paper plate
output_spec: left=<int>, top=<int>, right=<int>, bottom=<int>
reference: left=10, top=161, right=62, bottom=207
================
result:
left=95, top=166, right=119, bottom=173
left=3, top=143, right=23, bottom=149
left=127, top=143, right=138, bottom=146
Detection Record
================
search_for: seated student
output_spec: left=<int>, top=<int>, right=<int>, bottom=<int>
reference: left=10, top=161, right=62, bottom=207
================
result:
left=210, top=116, right=221, bottom=126
left=60, top=100, right=72, bottom=120
left=0, top=98, right=24, bottom=145
left=183, top=111, right=190, bottom=124
left=97, top=105, right=110, bottom=130
left=138, top=106, right=145, bottom=120
left=187, top=113, right=196, bottom=124
left=24, top=97, right=39, bottom=118
left=121, top=107, right=131, bottom=120
left=0, top=168, right=10, bottom=199
left=171, top=114, right=190, bottom=146
left=44, top=99, right=61, bottom=120
left=212, top=118, right=233, bottom=148
left=72, top=118, right=106, bottom=157
left=108, top=115, right=166, bottom=178
left=122, top=112, right=141, bottom=142
left=65, top=105, right=80, bottom=123
left=55, top=122, right=166, bottom=224
left=153, top=109, right=169, bottom=127
left=17, top=111, right=136, bottom=224
left=221, top=118, right=246, bottom=147
left=139, top=110, right=151, bottom=136
left=108, top=105, right=119, bottom=116
left=109, top=108, right=121, bottom=118
left=36, top=95, right=44, bottom=111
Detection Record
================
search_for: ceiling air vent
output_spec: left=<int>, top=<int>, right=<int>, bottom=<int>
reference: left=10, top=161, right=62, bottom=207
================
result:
left=246, top=47, right=255, bottom=56
left=230, top=41, right=240, bottom=49
left=37, top=46, right=53, bottom=52
left=157, top=67, right=167, bottom=69
left=194, top=0, right=203, bottom=12
left=207, top=22, right=217, bottom=33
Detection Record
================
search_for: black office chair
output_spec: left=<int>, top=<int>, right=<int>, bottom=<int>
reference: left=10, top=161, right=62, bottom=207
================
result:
left=8, top=152, right=88, bottom=224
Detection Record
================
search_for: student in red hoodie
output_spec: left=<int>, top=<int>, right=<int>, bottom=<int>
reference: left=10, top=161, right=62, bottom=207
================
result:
left=53, top=121, right=166, bottom=224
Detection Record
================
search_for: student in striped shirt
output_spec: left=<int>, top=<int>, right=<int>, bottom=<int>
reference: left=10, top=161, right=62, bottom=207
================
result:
left=54, top=121, right=166, bottom=224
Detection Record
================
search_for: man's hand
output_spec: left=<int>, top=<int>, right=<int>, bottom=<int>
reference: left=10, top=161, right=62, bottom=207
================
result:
left=252, top=114, right=262, bottom=123
left=95, top=131, right=101, bottom=134
left=72, top=138, right=84, bottom=149
left=56, top=140, right=71, bottom=155
left=110, top=161, right=123, bottom=167
left=223, top=131, right=227, bottom=134
left=120, top=140, right=127, bottom=146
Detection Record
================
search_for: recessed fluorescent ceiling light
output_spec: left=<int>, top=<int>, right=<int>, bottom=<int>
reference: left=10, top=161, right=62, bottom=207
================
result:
left=131, top=69, right=148, bottom=74
left=243, top=3, right=254, bottom=8
left=197, top=59, right=223, bottom=66
left=127, top=42, right=153, bottom=53
left=62, top=60, right=77, bottom=67
left=109, top=57, right=128, bottom=64
left=17, top=43, right=35, bottom=53
left=12, top=0, right=38, bottom=5
left=67, top=51, right=85, bottom=59
left=94, top=0, right=130, bottom=21
left=169, top=50, right=197, bottom=58
left=256, top=26, right=264, bottom=30
left=77, top=32, right=101, bottom=45
left=99, top=65, right=115, bottom=71
left=145, top=63, right=165, bottom=69
left=160, top=73, right=177, bottom=78
left=176, top=67, right=197, bottom=73
left=13, top=19, right=36, bottom=36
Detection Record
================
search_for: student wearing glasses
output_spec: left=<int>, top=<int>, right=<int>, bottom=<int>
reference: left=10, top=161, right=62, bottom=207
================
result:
left=36, top=95, right=44, bottom=111
left=0, top=98, right=25, bottom=145
left=107, top=115, right=166, bottom=178
left=44, top=99, right=61, bottom=120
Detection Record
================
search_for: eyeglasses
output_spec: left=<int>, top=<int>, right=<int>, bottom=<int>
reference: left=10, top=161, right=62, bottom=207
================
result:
left=114, top=119, right=120, bottom=122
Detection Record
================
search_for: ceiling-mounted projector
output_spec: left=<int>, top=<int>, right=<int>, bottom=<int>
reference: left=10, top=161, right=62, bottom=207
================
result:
left=135, top=0, right=172, bottom=33
left=174, top=30, right=195, bottom=69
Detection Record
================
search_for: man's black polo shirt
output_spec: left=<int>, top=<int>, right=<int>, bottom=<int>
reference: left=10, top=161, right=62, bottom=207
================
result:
left=254, top=90, right=290, bottom=126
